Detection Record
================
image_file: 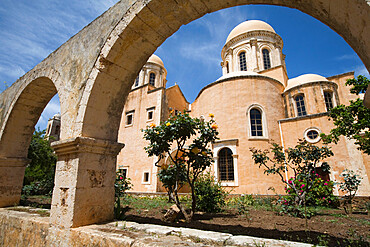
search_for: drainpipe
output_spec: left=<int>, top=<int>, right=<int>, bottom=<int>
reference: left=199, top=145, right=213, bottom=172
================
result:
left=278, top=120, right=289, bottom=183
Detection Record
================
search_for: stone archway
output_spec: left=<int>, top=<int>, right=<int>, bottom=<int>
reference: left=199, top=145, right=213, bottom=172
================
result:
left=0, top=0, right=369, bottom=228
left=0, top=68, right=63, bottom=207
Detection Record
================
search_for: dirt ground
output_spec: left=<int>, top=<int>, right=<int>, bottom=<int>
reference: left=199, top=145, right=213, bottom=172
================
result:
left=20, top=196, right=369, bottom=246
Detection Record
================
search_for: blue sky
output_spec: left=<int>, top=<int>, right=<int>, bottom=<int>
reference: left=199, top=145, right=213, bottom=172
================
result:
left=0, top=1, right=368, bottom=130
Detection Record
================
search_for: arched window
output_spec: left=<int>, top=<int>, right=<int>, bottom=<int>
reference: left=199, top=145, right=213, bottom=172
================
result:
left=134, top=75, right=139, bottom=87
left=239, top=52, right=247, bottom=71
left=218, top=148, right=234, bottom=181
left=262, top=49, right=271, bottom=69
left=295, top=95, right=307, bottom=117
left=226, top=62, right=229, bottom=73
left=149, top=72, right=156, bottom=86
left=250, top=108, right=263, bottom=136
left=324, top=91, right=334, bottom=111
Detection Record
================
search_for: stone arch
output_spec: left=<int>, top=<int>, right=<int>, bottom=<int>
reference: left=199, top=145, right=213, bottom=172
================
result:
left=78, top=0, right=369, bottom=143
left=0, top=68, right=63, bottom=207
left=0, top=0, right=367, bottom=227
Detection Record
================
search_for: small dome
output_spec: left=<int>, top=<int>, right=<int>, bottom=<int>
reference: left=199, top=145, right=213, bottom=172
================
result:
left=53, top=113, right=61, bottom=119
left=285, top=74, right=329, bottom=92
left=226, top=20, right=276, bottom=44
left=147, top=54, right=164, bottom=68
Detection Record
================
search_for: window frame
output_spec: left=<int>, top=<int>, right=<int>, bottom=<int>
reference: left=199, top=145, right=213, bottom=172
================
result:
left=125, top=110, right=134, bottom=127
left=294, top=94, right=307, bottom=117
left=218, top=147, right=235, bottom=182
left=238, top=51, right=247, bottom=71
left=134, top=75, right=139, bottom=87
left=212, top=139, right=239, bottom=187
left=149, top=72, right=156, bottom=86
left=146, top=107, right=155, bottom=122
left=247, top=104, right=269, bottom=140
left=142, top=171, right=151, bottom=184
left=323, top=91, right=334, bottom=111
left=262, top=48, right=271, bottom=70
left=304, top=127, right=321, bottom=143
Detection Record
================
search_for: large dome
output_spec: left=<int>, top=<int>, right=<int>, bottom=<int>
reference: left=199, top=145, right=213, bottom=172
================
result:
left=147, top=54, right=164, bottom=68
left=284, top=74, right=329, bottom=92
left=225, top=20, right=276, bottom=44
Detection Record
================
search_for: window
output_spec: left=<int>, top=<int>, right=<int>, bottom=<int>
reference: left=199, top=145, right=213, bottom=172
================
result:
left=134, top=75, right=139, bottom=87
left=126, top=111, right=134, bottom=126
left=250, top=109, right=263, bottom=136
left=147, top=107, right=154, bottom=121
left=239, top=52, right=247, bottom=71
left=226, top=62, right=229, bottom=73
left=218, top=148, right=234, bottom=181
left=324, top=91, right=334, bottom=111
left=304, top=127, right=321, bottom=143
left=142, top=171, right=150, bottom=184
left=55, top=125, right=60, bottom=135
left=118, top=168, right=127, bottom=179
left=295, top=95, right=307, bottom=117
left=262, top=49, right=271, bottom=69
left=149, top=72, right=156, bottom=86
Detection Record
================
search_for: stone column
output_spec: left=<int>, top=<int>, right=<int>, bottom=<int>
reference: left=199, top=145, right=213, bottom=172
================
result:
left=50, top=137, right=124, bottom=228
left=0, top=157, right=29, bottom=207
left=250, top=39, right=259, bottom=71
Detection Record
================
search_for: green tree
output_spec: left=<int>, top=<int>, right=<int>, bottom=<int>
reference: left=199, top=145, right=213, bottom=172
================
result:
left=321, top=75, right=370, bottom=154
left=23, top=129, right=57, bottom=195
left=143, top=112, right=219, bottom=222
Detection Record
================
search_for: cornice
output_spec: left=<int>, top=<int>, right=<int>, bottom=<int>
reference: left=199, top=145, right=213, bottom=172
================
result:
left=51, top=137, right=124, bottom=156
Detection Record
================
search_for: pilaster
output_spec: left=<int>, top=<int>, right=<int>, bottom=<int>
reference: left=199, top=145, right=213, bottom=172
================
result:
left=50, top=137, right=124, bottom=228
left=0, top=157, right=29, bottom=207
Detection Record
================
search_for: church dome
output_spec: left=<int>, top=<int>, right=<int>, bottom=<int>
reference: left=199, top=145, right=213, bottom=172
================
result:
left=53, top=113, right=61, bottom=120
left=285, top=74, right=329, bottom=92
left=147, top=54, right=164, bottom=68
left=225, top=20, right=276, bottom=44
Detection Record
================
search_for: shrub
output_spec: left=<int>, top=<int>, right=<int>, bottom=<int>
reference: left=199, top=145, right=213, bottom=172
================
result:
left=339, top=169, right=362, bottom=214
left=194, top=173, right=227, bottom=213
left=114, top=172, right=132, bottom=219
left=283, top=175, right=339, bottom=209
left=235, top=194, right=255, bottom=215
left=22, top=176, right=54, bottom=196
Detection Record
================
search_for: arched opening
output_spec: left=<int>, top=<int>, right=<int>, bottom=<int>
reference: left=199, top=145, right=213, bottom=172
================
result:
left=0, top=76, right=60, bottom=207
left=262, top=49, right=271, bottom=70
left=239, top=51, right=247, bottom=71
left=218, top=148, right=234, bottom=182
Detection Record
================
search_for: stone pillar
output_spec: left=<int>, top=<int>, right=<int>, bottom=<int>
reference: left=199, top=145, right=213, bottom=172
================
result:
left=50, top=137, right=124, bottom=228
left=0, top=157, right=29, bottom=207
left=250, top=39, right=259, bottom=71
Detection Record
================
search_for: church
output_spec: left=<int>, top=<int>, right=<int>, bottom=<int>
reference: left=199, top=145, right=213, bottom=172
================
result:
left=115, top=20, right=370, bottom=196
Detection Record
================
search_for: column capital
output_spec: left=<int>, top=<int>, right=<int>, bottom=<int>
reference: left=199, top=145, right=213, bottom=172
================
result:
left=51, top=137, right=124, bottom=156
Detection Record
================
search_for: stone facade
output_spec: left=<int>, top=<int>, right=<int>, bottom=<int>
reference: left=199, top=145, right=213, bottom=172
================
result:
left=118, top=20, right=370, bottom=196
left=0, top=0, right=368, bottom=228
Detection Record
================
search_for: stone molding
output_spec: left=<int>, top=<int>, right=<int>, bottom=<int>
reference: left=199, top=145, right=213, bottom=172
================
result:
left=51, top=137, right=124, bottom=156
left=222, top=30, right=283, bottom=59
left=0, top=157, right=29, bottom=167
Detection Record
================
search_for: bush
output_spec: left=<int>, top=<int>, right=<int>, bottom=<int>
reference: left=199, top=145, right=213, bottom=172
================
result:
left=114, top=172, right=132, bottom=219
left=280, top=174, right=339, bottom=217
left=22, top=176, right=54, bottom=196
left=194, top=173, right=227, bottom=213
left=235, top=194, right=255, bottom=215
